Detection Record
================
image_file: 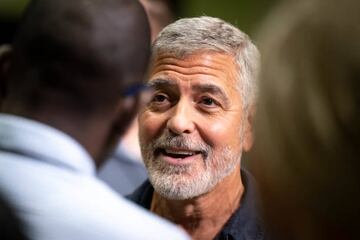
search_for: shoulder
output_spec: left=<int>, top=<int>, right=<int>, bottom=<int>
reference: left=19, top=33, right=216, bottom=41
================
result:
left=8, top=174, right=187, bottom=240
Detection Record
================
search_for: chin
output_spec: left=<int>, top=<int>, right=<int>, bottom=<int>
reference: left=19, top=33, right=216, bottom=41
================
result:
left=145, top=146, right=241, bottom=200
left=148, top=167, right=219, bottom=200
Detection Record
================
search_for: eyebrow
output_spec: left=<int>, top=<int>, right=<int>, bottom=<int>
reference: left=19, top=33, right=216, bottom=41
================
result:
left=148, top=79, right=230, bottom=106
left=147, top=78, right=177, bottom=89
left=193, top=83, right=230, bottom=105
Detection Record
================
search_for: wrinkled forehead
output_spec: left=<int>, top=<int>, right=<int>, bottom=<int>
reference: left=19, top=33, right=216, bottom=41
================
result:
left=146, top=52, right=242, bottom=108
left=148, top=51, right=239, bottom=87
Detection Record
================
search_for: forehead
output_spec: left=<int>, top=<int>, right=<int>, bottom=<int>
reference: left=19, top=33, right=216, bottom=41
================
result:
left=148, top=52, right=239, bottom=90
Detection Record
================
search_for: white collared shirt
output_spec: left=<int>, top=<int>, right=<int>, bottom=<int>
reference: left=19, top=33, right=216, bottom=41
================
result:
left=0, top=114, right=189, bottom=240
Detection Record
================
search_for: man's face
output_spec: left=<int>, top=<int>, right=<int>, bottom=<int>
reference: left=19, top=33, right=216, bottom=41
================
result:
left=139, top=52, right=253, bottom=200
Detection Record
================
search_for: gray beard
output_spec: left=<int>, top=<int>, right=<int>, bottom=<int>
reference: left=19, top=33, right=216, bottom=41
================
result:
left=141, top=132, right=242, bottom=200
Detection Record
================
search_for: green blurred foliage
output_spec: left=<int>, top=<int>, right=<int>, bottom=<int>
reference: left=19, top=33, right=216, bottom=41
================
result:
left=179, top=0, right=279, bottom=37
left=0, top=0, right=28, bottom=19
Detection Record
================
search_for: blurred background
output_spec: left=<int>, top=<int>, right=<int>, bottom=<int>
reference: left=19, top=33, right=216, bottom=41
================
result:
left=0, top=0, right=27, bottom=44
left=179, top=0, right=279, bottom=36
left=0, top=0, right=280, bottom=44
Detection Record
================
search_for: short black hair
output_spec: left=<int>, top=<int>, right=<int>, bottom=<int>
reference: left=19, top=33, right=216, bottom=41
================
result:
left=7, top=0, right=150, bottom=115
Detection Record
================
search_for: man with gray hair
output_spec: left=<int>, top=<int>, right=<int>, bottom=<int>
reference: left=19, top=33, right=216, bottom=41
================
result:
left=129, top=16, right=265, bottom=240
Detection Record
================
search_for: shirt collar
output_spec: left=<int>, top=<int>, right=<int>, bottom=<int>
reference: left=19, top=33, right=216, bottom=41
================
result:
left=0, top=114, right=95, bottom=175
left=128, top=169, right=265, bottom=240
left=215, top=169, right=265, bottom=240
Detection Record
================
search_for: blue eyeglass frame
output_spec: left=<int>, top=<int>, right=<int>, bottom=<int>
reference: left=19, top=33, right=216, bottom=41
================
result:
left=121, top=83, right=151, bottom=98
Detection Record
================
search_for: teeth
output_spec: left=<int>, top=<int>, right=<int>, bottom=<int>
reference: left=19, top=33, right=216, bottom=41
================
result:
left=164, top=149, right=195, bottom=156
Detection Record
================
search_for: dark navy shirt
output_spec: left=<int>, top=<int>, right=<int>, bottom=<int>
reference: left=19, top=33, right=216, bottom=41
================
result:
left=127, top=169, right=266, bottom=240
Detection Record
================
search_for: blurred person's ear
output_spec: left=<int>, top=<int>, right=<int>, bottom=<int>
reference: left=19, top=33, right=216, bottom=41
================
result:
left=94, top=95, right=140, bottom=167
left=113, top=95, right=140, bottom=136
left=0, top=44, right=12, bottom=101
left=242, top=104, right=256, bottom=152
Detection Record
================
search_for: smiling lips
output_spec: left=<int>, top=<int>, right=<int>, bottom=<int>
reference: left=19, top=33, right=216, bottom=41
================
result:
left=157, top=148, right=203, bottom=165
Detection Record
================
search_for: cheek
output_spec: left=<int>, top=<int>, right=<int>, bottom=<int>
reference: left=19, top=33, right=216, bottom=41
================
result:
left=202, top=117, right=243, bottom=149
left=138, top=112, right=163, bottom=143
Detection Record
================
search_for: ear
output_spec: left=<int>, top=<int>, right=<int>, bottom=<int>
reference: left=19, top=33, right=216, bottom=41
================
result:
left=242, top=104, right=256, bottom=152
left=111, top=96, right=140, bottom=139
left=0, top=44, right=12, bottom=100
left=95, top=97, right=140, bottom=166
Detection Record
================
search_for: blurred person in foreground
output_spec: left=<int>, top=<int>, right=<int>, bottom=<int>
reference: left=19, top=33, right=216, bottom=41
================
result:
left=0, top=44, right=10, bottom=107
left=0, top=192, right=28, bottom=240
left=0, top=0, right=189, bottom=239
left=129, top=16, right=266, bottom=240
left=98, top=0, right=177, bottom=195
left=252, top=0, right=360, bottom=239
left=0, top=0, right=29, bottom=107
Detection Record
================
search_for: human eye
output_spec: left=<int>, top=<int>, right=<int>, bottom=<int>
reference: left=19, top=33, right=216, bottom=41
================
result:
left=152, top=93, right=168, bottom=103
left=198, top=96, right=221, bottom=109
left=148, top=92, right=171, bottom=110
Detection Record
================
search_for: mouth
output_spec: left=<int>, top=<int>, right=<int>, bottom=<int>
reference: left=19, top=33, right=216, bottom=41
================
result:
left=162, top=148, right=201, bottom=158
left=155, top=147, right=203, bottom=165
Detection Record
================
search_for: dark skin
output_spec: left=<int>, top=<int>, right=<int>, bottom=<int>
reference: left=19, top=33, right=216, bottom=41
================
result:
left=0, top=0, right=150, bottom=168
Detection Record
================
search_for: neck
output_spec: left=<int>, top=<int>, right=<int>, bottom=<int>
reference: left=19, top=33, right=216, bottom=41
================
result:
left=151, top=165, right=243, bottom=240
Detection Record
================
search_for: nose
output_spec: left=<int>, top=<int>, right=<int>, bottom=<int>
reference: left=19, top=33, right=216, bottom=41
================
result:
left=166, top=99, right=196, bottom=135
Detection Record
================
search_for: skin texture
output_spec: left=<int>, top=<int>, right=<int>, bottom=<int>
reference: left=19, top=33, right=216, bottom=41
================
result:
left=138, top=51, right=254, bottom=239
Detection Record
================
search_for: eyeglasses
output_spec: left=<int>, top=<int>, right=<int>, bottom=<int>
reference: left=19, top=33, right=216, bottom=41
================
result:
left=122, top=83, right=151, bottom=98
left=121, top=83, right=154, bottom=110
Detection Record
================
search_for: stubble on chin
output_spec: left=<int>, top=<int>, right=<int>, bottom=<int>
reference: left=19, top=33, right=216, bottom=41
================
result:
left=141, top=137, right=241, bottom=200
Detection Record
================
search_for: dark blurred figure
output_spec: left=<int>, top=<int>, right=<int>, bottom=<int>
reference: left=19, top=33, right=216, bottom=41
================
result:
left=0, top=19, right=16, bottom=106
left=98, top=0, right=177, bottom=195
left=0, top=1, right=24, bottom=105
left=0, top=192, right=28, bottom=240
left=252, top=0, right=360, bottom=239
left=0, top=44, right=11, bottom=105
left=0, top=0, right=189, bottom=239
left=140, top=0, right=176, bottom=42
left=0, top=20, right=17, bottom=45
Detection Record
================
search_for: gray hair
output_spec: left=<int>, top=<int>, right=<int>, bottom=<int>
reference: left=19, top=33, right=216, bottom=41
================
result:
left=152, top=16, right=260, bottom=110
